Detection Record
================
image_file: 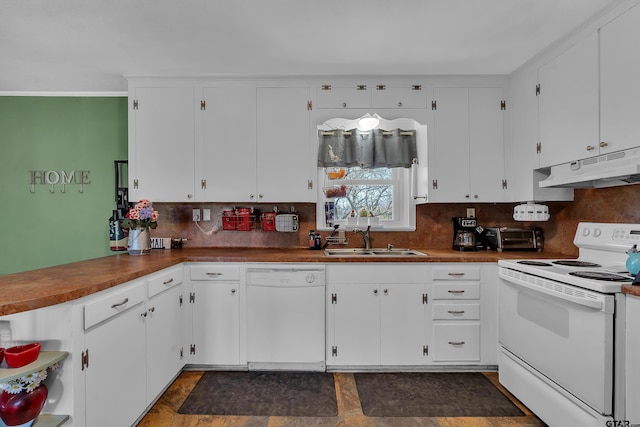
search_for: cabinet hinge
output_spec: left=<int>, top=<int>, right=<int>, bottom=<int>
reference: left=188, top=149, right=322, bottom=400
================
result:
left=308, top=180, right=313, bottom=190
left=536, top=84, right=541, bottom=96
left=200, top=100, right=206, bottom=110
left=376, top=84, right=386, bottom=90
left=201, top=179, right=207, bottom=189
left=133, top=99, right=139, bottom=110
left=331, top=293, right=337, bottom=304
left=179, top=294, right=183, bottom=307
left=180, top=347, right=184, bottom=359
left=332, top=346, right=338, bottom=356
left=423, top=345, right=429, bottom=356
left=190, top=344, right=196, bottom=355
left=356, top=84, right=367, bottom=91
left=133, top=179, right=139, bottom=189
left=502, top=179, right=508, bottom=189
left=422, top=293, right=428, bottom=304
left=432, top=179, right=438, bottom=190
left=321, top=84, right=332, bottom=90
left=190, top=292, right=195, bottom=304
left=81, top=349, right=89, bottom=371
left=500, top=100, right=506, bottom=110
left=536, top=142, right=542, bottom=154
left=307, top=100, right=312, bottom=111
left=431, top=100, right=437, bottom=110
left=412, top=85, right=422, bottom=91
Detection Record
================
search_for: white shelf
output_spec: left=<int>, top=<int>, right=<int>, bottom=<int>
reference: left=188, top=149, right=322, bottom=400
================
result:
left=34, top=414, right=70, bottom=426
left=0, top=351, right=68, bottom=384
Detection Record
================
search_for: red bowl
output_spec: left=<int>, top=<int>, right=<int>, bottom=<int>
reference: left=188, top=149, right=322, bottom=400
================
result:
left=4, top=343, right=41, bottom=368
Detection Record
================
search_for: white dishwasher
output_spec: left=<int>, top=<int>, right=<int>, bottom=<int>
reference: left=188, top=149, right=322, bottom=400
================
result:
left=246, top=265, right=326, bottom=371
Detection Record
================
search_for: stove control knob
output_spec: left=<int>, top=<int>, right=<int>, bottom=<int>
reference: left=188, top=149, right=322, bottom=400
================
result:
left=593, top=228, right=602, bottom=237
left=582, top=227, right=591, bottom=237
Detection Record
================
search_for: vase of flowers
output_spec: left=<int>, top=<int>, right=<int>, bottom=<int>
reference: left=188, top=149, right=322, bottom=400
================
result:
left=120, top=199, right=159, bottom=256
left=0, top=363, right=58, bottom=427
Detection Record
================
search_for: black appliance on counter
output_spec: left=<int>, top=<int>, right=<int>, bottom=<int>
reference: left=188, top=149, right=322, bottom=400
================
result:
left=452, top=217, right=485, bottom=251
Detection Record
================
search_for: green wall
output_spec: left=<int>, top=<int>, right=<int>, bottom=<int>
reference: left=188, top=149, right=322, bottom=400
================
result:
left=0, top=97, right=128, bottom=275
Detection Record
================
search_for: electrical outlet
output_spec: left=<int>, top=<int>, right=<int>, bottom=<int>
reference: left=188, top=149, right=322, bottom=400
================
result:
left=192, top=209, right=201, bottom=221
left=203, top=209, right=211, bottom=221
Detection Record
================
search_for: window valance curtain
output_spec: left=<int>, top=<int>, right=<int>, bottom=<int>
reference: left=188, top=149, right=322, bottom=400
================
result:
left=317, top=128, right=417, bottom=169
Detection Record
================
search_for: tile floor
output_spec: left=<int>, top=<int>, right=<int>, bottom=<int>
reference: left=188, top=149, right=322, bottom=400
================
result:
left=138, top=371, right=547, bottom=426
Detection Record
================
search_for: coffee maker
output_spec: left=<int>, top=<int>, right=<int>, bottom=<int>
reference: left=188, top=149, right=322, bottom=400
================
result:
left=452, top=217, right=484, bottom=251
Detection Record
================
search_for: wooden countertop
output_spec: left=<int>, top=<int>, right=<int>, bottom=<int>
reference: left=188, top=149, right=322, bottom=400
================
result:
left=623, top=284, right=640, bottom=297
left=0, top=247, right=567, bottom=316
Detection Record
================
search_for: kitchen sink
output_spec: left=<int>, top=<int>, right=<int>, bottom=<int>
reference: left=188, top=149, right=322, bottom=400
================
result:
left=323, top=248, right=428, bottom=257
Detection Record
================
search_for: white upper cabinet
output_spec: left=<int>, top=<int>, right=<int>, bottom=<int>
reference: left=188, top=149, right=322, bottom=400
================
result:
left=316, top=83, right=427, bottom=109
left=430, top=87, right=506, bottom=202
left=537, top=32, right=600, bottom=168
left=600, top=3, right=640, bottom=155
left=257, top=87, right=314, bottom=202
left=316, top=84, right=371, bottom=109
left=372, top=84, right=427, bottom=109
left=197, top=87, right=257, bottom=201
left=129, top=86, right=196, bottom=202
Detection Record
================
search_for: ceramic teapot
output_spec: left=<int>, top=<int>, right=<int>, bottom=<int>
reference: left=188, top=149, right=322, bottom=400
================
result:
left=626, top=245, right=640, bottom=276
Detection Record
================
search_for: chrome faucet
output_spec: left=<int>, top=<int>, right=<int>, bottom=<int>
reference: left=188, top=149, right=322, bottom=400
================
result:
left=354, top=225, right=372, bottom=249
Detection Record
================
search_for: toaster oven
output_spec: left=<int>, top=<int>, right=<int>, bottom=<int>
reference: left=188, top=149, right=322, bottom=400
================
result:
left=484, top=227, right=543, bottom=251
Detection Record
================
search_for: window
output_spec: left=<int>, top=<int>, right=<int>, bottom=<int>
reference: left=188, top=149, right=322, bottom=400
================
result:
left=317, top=166, right=415, bottom=231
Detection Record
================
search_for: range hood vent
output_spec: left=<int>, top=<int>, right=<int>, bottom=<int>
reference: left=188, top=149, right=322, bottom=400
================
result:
left=538, top=147, right=640, bottom=188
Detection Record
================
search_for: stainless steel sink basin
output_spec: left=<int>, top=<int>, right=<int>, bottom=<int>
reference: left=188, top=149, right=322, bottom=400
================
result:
left=323, top=248, right=427, bottom=257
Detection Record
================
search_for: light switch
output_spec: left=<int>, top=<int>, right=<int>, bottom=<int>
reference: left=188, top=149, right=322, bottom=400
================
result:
left=203, top=209, right=211, bottom=221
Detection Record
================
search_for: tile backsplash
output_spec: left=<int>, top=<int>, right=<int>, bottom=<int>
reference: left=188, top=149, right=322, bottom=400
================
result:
left=150, top=185, right=640, bottom=257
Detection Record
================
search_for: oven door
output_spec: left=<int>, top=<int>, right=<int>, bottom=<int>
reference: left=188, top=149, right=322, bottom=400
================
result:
left=498, top=267, right=615, bottom=415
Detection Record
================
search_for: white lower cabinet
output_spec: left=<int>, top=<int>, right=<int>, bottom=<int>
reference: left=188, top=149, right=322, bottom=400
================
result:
left=83, top=280, right=147, bottom=427
left=82, top=265, right=185, bottom=427
left=187, top=263, right=243, bottom=366
left=326, top=264, right=429, bottom=368
left=626, top=294, right=640, bottom=424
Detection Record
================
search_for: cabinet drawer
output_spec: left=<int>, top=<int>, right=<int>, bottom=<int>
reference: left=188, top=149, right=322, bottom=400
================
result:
left=432, top=266, right=480, bottom=281
left=148, top=266, right=184, bottom=298
left=433, top=283, right=480, bottom=300
left=432, top=323, right=480, bottom=361
left=316, top=86, right=372, bottom=109
left=432, top=303, right=480, bottom=320
left=84, top=282, right=146, bottom=330
left=190, top=264, right=241, bottom=281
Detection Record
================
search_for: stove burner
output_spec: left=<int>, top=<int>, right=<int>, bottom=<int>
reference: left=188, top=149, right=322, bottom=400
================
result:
left=568, top=271, right=631, bottom=281
left=552, top=260, right=601, bottom=268
left=517, top=260, right=553, bottom=266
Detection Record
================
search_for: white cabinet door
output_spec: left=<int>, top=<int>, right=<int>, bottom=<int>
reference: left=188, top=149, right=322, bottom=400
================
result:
left=432, top=87, right=470, bottom=202
left=146, top=283, right=184, bottom=404
left=331, top=283, right=381, bottom=366
left=538, top=32, right=599, bottom=167
left=316, top=85, right=371, bottom=109
left=85, top=300, right=147, bottom=427
left=257, top=87, right=314, bottom=202
left=129, top=87, right=195, bottom=202
left=469, top=88, right=505, bottom=201
left=191, top=282, right=241, bottom=365
left=431, top=87, right=506, bottom=202
left=372, top=86, right=427, bottom=109
left=380, top=283, right=427, bottom=365
left=600, top=3, right=640, bottom=155
left=197, top=87, right=257, bottom=201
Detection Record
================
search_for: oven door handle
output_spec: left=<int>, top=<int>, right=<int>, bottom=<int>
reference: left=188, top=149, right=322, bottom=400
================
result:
left=499, top=269, right=609, bottom=312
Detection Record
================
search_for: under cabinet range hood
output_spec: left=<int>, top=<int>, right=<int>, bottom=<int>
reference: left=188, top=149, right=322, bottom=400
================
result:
left=538, top=147, right=640, bottom=188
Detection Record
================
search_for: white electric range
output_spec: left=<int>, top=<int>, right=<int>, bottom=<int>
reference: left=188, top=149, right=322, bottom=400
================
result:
left=498, top=222, right=637, bottom=427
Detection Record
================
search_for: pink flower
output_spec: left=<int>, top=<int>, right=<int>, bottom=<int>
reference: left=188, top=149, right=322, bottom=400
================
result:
left=151, top=211, right=159, bottom=221
left=137, top=199, right=151, bottom=209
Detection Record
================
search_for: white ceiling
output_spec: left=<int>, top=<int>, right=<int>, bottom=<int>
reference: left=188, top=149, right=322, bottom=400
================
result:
left=0, top=0, right=619, bottom=92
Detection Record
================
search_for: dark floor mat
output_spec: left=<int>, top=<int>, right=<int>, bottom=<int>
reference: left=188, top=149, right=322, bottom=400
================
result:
left=354, top=372, right=525, bottom=417
left=178, top=371, right=338, bottom=417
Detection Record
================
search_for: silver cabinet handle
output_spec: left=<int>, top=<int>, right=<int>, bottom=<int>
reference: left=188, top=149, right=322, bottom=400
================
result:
left=373, top=289, right=378, bottom=295
left=148, top=307, right=155, bottom=313
left=383, top=289, right=388, bottom=295
left=397, top=102, right=402, bottom=107
left=187, top=194, right=193, bottom=199
left=141, top=311, right=148, bottom=318
left=163, top=278, right=174, bottom=285
left=231, top=289, right=236, bottom=295
left=448, top=310, right=465, bottom=314
left=206, top=272, right=223, bottom=277
left=448, top=272, right=465, bottom=277
left=448, top=290, right=465, bottom=294
left=111, top=298, right=129, bottom=309
left=586, top=145, right=595, bottom=151
left=448, top=341, right=465, bottom=346
left=600, top=141, right=609, bottom=148
left=342, top=102, right=347, bottom=108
